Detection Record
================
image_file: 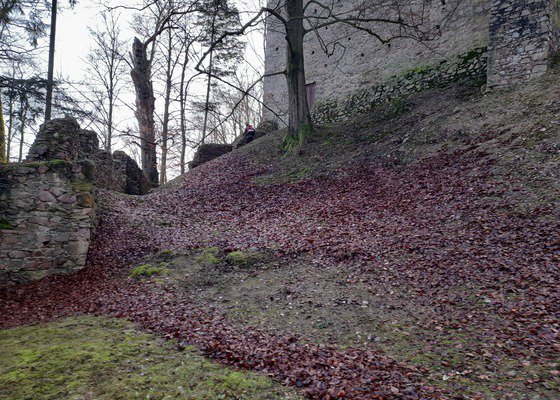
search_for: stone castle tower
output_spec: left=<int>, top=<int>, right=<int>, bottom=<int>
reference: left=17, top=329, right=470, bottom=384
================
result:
left=262, top=0, right=560, bottom=125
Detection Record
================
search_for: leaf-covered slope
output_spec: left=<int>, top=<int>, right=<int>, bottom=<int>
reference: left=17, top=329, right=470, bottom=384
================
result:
left=1, top=75, right=559, bottom=399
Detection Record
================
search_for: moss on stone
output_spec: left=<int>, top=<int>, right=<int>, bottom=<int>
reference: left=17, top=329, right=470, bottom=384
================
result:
left=0, top=219, right=14, bottom=230
left=71, top=180, right=94, bottom=192
left=0, top=317, right=298, bottom=400
left=77, top=194, right=95, bottom=208
left=78, top=160, right=96, bottom=181
left=0, top=160, right=71, bottom=176
left=402, top=64, right=432, bottom=78
left=45, top=159, right=69, bottom=168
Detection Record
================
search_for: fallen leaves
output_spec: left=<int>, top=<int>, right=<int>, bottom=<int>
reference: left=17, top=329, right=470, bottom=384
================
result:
left=1, top=145, right=559, bottom=399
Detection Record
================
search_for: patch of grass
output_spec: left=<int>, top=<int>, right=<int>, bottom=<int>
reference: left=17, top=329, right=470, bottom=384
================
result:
left=157, top=249, right=175, bottom=261
left=225, top=251, right=267, bottom=266
left=283, top=124, right=314, bottom=153
left=225, top=251, right=250, bottom=265
left=0, top=317, right=300, bottom=400
left=389, top=97, right=411, bottom=117
left=130, top=263, right=168, bottom=278
left=195, top=247, right=222, bottom=265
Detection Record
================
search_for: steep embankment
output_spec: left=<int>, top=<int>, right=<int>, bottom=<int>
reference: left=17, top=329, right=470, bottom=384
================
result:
left=1, top=75, right=559, bottom=399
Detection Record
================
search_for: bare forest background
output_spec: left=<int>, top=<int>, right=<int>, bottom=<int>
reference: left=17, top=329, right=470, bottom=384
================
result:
left=0, top=0, right=266, bottom=183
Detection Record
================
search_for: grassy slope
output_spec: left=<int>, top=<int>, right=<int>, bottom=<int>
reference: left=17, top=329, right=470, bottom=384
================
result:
left=135, top=246, right=559, bottom=399
left=0, top=317, right=301, bottom=400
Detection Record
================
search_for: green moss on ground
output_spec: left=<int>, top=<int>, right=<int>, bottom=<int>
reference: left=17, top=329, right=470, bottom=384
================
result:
left=0, top=317, right=300, bottom=400
left=157, top=249, right=175, bottom=261
left=194, top=247, right=221, bottom=265
left=225, top=251, right=250, bottom=265
left=130, top=263, right=168, bottom=278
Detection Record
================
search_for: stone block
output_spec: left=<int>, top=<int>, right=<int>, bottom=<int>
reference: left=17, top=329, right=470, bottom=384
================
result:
left=189, top=144, right=233, bottom=170
left=39, top=191, right=57, bottom=203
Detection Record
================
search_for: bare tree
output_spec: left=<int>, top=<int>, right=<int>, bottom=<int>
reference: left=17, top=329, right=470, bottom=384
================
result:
left=84, top=11, right=127, bottom=154
left=83, top=11, right=126, bottom=153
left=130, top=6, right=170, bottom=187
left=158, top=23, right=188, bottom=184
left=0, top=96, right=5, bottom=163
left=198, top=0, right=452, bottom=142
left=178, top=34, right=199, bottom=174
left=45, top=0, right=76, bottom=121
left=129, top=0, right=203, bottom=185
left=131, top=35, right=161, bottom=186
left=196, top=0, right=245, bottom=144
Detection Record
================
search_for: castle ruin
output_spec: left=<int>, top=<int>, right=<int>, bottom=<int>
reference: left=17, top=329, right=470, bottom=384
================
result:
left=262, top=0, right=560, bottom=125
left=0, top=118, right=151, bottom=285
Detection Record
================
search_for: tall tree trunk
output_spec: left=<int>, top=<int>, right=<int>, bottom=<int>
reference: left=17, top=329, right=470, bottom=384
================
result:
left=45, top=0, right=57, bottom=121
left=160, top=29, right=173, bottom=185
left=285, top=0, right=312, bottom=138
left=201, top=7, right=217, bottom=144
left=0, top=96, right=6, bottom=163
left=107, top=93, right=113, bottom=153
left=6, top=89, right=14, bottom=161
left=131, top=37, right=159, bottom=186
left=179, top=50, right=188, bottom=175
left=107, top=55, right=114, bottom=155
left=18, top=99, right=27, bottom=162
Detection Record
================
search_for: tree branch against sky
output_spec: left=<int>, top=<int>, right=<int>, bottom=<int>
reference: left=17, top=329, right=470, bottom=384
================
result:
left=0, top=0, right=268, bottom=180
left=196, top=0, right=458, bottom=140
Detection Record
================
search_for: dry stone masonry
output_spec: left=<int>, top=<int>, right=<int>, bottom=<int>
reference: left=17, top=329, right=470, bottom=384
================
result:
left=189, top=144, right=233, bottom=170
left=263, top=0, right=560, bottom=124
left=487, top=0, right=560, bottom=88
left=0, top=161, right=96, bottom=285
left=0, top=117, right=150, bottom=285
left=312, top=48, right=488, bottom=125
left=28, top=117, right=152, bottom=195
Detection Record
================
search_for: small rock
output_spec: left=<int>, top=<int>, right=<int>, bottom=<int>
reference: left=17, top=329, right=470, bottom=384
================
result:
left=39, top=191, right=57, bottom=203
left=58, top=194, right=77, bottom=204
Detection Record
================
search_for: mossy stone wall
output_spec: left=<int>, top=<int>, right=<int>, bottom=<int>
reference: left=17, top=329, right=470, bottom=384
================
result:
left=0, top=161, right=97, bottom=285
left=312, top=48, right=488, bottom=124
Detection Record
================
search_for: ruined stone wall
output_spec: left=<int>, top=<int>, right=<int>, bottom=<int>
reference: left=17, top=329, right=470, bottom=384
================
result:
left=189, top=144, right=233, bottom=170
left=263, top=0, right=560, bottom=124
left=313, top=47, right=488, bottom=124
left=263, top=0, right=490, bottom=125
left=0, top=117, right=151, bottom=285
left=486, top=0, right=560, bottom=88
left=28, top=117, right=152, bottom=195
left=0, top=161, right=97, bottom=285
